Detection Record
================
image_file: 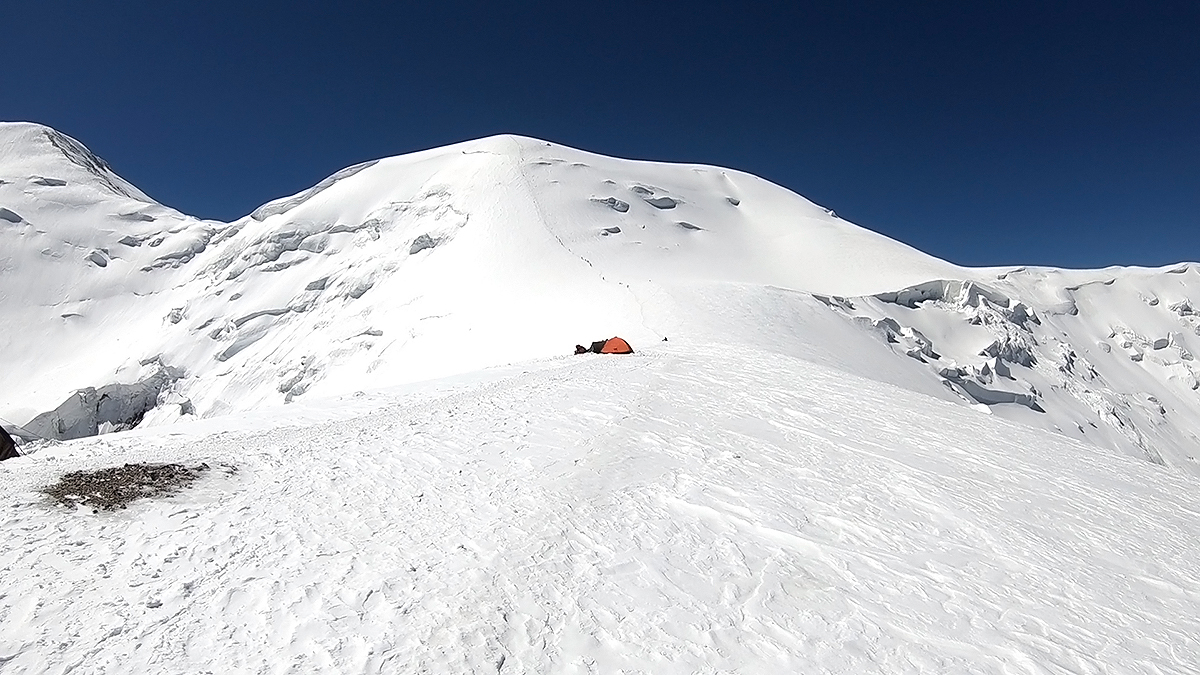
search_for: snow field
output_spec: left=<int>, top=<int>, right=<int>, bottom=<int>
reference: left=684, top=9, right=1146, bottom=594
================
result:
left=3, top=345, right=1197, bottom=673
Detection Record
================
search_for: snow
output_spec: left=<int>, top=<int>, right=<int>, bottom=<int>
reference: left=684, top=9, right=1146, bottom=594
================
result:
left=3, top=346, right=1198, bottom=673
left=0, top=126, right=964, bottom=429
left=836, top=266, right=1200, bottom=470
left=2, top=122, right=1200, bottom=672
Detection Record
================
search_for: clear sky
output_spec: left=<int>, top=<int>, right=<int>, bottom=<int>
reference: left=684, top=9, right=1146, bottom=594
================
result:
left=3, top=1, right=1197, bottom=268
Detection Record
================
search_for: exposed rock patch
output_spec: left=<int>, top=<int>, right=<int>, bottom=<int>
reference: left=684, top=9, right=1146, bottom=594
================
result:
left=43, top=462, right=215, bottom=511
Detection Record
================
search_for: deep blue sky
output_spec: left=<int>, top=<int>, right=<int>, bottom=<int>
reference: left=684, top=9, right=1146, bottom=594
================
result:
left=3, top=1, right=1197, bottom=267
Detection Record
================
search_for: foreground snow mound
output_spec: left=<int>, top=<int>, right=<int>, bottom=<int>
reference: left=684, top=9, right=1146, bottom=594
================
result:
left=2, top=347, right=1197, bottom=673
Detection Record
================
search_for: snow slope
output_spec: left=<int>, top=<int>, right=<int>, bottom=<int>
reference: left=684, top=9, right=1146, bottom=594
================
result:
left=0, top=123, right=221, bottom=427
left=3, top=123, right=1199, bottom=477
left=2, top=345, right=1198, bottom=673
left=0, top=124, right=962, bottom=430
left=2, top=124, right=1200, bottom=672
left=823, top=266, right=1200, bottom=473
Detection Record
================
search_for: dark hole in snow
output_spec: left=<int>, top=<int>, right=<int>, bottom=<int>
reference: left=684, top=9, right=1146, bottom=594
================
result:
left=410, top=234, right=439, bottom=254
left=942, top=374, right=1045, bottom=413
left=117, top=211, right=156, bottom=222
left=87, top=250, right=108, bottom=267
left=43, top=462, right=219, bottom=511
left=590, top=196, right=630, bottom=213
left=602, top=226, right=621, bottom=235
left=725, top=197, right=740, bottom=206
left=0, top=207, right=22, bottom=223
left=347, top=280, right=374, bottom=299
left=233, top=307, right=291, bottom=328
left=677, top=222, right=703, bottom=231
left=630, top=186, right=654, bottom=197
left=643, top=196, right=680, bottom=209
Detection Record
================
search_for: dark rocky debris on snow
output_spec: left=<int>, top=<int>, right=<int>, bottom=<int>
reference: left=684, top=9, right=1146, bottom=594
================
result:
left=43, top=462, right=213, bottom=511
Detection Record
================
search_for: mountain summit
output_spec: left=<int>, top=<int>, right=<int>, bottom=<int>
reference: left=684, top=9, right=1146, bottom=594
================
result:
left=0, top=122, right=150, bottom=201
left=2, top=124, right=1199, bottom=475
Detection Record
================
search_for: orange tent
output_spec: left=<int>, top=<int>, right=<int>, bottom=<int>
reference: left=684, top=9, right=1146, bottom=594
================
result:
left=575, top=337, right=635, bottom=355
left=599, top=337, right=633, bottom=354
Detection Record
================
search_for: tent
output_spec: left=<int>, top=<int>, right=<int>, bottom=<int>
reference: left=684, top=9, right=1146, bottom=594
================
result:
left=0, top=425, right=18, bottom=461
left=575, top=337, right=634, bottom=355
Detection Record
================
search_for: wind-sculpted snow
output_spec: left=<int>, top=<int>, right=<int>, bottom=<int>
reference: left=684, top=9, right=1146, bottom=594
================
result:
left=2, top=348, right=1197, bottom=673
left=41, top=127, right=150, bottom=201
left=249, top=159, right=380, bottom=221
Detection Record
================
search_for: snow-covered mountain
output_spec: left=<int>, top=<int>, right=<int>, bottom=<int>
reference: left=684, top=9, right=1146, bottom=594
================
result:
left=3, top=122, right=1198, bottom=474
left=2, top=123, right=1199, bottom=673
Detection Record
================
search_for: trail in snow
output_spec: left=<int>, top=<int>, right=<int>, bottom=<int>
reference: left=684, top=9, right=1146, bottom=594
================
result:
left=3, top=347, right=1197, bottom=673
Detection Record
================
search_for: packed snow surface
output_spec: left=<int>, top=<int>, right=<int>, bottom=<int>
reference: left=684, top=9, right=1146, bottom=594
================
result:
left=2, top=123, right=1200, bottom=672
left=4, top=347, right=1198, bottom=673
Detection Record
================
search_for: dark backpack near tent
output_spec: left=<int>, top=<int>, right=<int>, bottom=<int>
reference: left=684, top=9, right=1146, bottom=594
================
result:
left=574, top=337, right=634, bottom=355
left=0, top=426, right=18, bottom=461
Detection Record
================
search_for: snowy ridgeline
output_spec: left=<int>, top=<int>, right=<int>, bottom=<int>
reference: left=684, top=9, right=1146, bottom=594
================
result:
left=2, top=122, right=1199, bottom=475
left=2, top=348, right=1197, bottom=673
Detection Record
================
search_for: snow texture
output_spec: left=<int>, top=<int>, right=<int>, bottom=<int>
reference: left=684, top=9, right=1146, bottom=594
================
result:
left=2, top=349, right=1198, bottom=673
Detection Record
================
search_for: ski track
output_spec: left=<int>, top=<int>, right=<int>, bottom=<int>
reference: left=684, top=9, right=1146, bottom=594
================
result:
left=2, top=348, right=1198, bottom=673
